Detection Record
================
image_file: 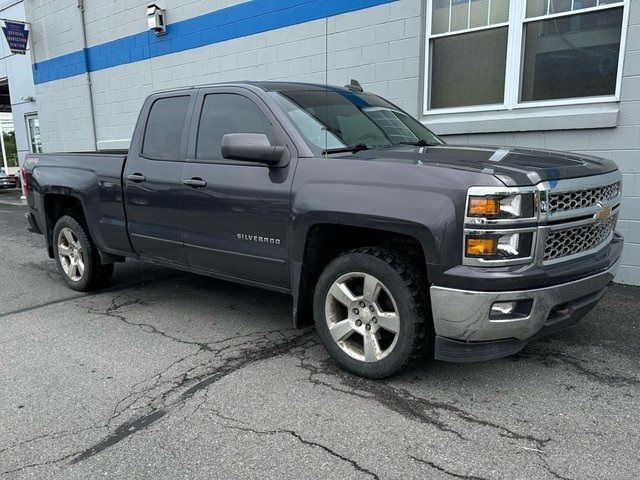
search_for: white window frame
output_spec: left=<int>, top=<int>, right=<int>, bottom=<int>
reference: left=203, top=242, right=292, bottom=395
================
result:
left=25, top=113, right=42, bottom=154
left=422, top=0, right=631, bottom=117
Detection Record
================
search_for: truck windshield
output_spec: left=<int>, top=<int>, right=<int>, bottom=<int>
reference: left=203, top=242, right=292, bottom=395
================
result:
left=269, top=90, right=443, bottom=155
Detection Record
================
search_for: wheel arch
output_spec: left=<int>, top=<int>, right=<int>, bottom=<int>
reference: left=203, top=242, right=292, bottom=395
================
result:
left=291, top=216, right=435, bottom=328
left=43, top=193, right=120, bottom=264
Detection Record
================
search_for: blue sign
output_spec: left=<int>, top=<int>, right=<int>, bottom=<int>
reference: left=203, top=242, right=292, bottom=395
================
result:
left=2, top=20, right=29, bottom=55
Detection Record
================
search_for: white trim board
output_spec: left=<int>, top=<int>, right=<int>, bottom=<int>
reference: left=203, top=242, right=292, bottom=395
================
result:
left=424, top=103, right=620, bottom=136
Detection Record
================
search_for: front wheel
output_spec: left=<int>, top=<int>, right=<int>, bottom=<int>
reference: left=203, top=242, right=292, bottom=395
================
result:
left=313, top=247, right=430, bottom=378
left=53, top=215, right=114, bottom=291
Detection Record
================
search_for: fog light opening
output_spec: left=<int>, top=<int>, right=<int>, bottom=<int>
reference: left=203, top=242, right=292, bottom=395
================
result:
left=491, top=301, right=518, bottom=316
left=489, top=299, right=533, bottom=320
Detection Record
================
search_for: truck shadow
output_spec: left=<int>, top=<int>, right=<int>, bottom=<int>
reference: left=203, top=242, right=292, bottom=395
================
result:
left=104, top=260, right=640, bottom=394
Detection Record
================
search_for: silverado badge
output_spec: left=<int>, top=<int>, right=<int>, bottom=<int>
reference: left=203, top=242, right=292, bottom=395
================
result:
left=237, top=233, right=281, bottom=245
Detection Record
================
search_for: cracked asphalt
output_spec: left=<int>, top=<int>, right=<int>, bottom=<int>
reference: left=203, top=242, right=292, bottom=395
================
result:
left=0, top=199, right=638, bottom=480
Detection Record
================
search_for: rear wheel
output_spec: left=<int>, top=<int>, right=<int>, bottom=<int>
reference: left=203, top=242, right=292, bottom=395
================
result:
left=313, top=247, right=430, bottom=378
left=53, top=215, right=114, bottom=291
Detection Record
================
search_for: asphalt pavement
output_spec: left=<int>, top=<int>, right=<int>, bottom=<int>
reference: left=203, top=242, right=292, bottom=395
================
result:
left=0, top=195, right=638, bottom=479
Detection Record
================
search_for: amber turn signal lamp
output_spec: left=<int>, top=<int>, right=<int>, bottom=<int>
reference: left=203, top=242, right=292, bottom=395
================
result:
left=468, top=196, right=500, bottom=217
left=466, top=237, right=497, bottom=257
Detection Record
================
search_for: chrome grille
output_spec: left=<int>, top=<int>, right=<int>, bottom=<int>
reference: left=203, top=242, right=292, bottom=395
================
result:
left=544, top=216, right=616, bottom=262
left=547, top=182, right=620, bottom=214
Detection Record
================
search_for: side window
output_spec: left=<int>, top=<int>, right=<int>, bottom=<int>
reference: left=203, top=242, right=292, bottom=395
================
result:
left=142, top=96, right=190, bottom=160
left=196, top=94, right=280, bottom=160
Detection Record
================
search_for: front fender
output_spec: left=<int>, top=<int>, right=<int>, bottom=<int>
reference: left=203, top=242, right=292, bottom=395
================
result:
left=290, top=182, right=461, bottom=268
left=288, top=184, right=460, bottom=329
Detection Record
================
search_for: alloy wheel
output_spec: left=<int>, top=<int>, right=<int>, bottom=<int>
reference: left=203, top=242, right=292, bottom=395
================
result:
left=324, top=272, right=400, bottom=362
left=57, top=227, right=85, bottom=281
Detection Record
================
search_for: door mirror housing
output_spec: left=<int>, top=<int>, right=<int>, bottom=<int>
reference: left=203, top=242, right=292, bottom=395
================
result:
left=221, top=133, right=287, bottom=166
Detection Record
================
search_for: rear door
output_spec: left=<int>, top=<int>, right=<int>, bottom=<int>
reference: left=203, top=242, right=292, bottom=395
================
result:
left=124, top=92, right=195, bottom=264
left=180, top=87, right=298, bottom=289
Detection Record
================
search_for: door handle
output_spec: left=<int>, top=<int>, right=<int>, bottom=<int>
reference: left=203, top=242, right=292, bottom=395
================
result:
left=127, top=173, right=147, bottom=183
left=183, top=178, right=207, bottom=188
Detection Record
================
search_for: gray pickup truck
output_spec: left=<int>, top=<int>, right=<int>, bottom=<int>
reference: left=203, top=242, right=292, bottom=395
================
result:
left=23, top=81, right=623, bottom=378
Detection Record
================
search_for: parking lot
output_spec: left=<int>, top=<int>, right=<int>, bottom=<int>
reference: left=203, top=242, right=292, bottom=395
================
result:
left=0, top=194, right=638, bottom=480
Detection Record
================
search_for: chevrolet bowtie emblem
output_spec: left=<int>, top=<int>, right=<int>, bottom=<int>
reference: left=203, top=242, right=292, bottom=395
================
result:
left=594, top=203, right=612, bottom=221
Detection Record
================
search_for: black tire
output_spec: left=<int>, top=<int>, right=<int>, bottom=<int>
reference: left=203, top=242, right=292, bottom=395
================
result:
left=52, top=215, right=114, bottom=292
left=313, top=247, right=430, bottom=378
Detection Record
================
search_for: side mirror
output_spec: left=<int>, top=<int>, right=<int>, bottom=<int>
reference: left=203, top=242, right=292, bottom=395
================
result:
left=221, top=133, right=286, bottom=166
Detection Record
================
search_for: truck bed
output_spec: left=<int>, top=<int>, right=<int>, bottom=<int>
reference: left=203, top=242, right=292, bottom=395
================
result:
left=25, top=151, right=134, bottom=259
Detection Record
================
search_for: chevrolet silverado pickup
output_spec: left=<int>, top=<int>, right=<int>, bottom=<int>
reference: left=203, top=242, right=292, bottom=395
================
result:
left=23, top=81, right=623, bottom=378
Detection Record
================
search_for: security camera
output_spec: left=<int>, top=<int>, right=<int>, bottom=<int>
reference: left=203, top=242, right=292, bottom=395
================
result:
left=147, top=4, right=166, bottom=36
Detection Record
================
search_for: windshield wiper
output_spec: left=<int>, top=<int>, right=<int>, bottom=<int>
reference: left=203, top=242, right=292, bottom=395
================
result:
left=398, top=140, right=436, bottom=147
left=322, top=143, right=369, bottom=155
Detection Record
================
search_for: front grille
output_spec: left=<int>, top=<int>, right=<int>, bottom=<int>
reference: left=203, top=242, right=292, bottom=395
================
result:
left=547, top=182, right=620, bottom=214
left=543, top=216, right=616, bottom=262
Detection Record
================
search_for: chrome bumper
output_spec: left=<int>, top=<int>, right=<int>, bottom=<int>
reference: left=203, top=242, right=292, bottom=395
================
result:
left=430, top=257, right=621, bottom=342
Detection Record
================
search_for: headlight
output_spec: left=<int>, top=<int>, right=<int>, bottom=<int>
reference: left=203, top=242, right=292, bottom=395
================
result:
left=467, top=193, right=534, bottom=220
left=464, top=187, right=538, bottom=266
left=465, top=231, right=534, bottom=261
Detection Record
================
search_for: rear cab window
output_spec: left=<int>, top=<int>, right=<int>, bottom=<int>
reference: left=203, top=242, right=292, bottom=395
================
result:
left=142, top=96, right=190, bottom=160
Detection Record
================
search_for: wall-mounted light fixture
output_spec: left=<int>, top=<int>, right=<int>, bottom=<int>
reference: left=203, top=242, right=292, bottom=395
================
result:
left=147, top=4, right=166, bottom=36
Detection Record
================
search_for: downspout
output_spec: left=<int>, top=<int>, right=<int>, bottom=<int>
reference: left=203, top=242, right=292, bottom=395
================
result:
left=77, top=0, right=98, bottom=151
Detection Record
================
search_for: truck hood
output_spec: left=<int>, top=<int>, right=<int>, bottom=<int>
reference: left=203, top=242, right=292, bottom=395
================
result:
left=348, top=144, right=618, bottom=186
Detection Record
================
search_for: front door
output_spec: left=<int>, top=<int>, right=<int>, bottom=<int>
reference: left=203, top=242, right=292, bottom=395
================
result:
left=124, top=93, right=194, bottom=264
left=180, top=89, right=297, bottom=289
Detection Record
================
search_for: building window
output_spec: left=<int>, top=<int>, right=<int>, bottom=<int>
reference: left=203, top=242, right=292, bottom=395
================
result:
left=25, top=114, right=42, bottom=154
left=424, top=0, right=628, bottom=113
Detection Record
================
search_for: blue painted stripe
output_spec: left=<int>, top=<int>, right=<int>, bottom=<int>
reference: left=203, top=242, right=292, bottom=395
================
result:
left=32, top=0, right=397, bottom=85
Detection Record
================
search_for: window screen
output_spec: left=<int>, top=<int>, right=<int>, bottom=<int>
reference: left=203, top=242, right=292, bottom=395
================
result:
left=521, top=8, right=623, bottom=101
left=527, top=0, right=599, bottom=18
left=430, top=27, right=508, bottom=109
left=196, top=94, right=279, bottom=160
left=432, top=0, right=510, bottom=34
left=142, top=96, right=190, bottom=160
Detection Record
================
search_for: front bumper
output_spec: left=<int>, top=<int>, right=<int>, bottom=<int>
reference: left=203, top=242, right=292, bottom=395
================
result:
left=430, top=255, right=621, bottom=362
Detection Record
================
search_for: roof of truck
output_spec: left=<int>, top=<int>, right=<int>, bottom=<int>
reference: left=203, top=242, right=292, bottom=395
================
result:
left=154, top=81, right=360, bottom=96
left=244, top=81, right=357, bottom=92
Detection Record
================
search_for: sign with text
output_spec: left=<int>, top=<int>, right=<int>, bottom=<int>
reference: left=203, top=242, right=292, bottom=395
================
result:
left=1, top=20, right=29, bottom=55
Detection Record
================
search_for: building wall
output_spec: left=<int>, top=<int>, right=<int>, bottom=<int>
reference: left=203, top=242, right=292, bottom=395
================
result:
left=23, top=0, right=640, bottom=285
left=0, top=0, right=38, bottom=170
left=26, top=0, right=422, bottom=151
